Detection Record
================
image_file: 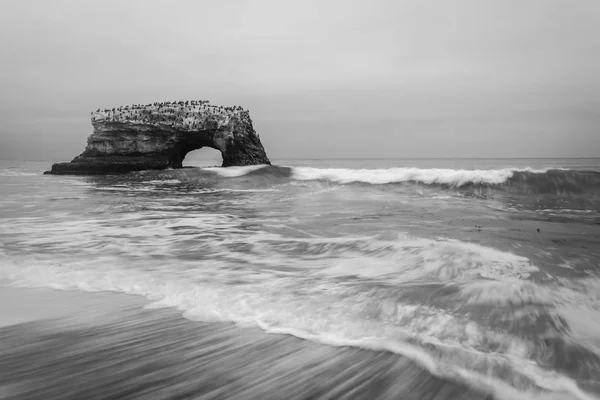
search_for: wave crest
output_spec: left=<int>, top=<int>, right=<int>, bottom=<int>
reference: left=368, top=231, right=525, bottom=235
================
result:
left=193, top=165, right=600, bottom=196
left=292, top=166, right=530, bottom=186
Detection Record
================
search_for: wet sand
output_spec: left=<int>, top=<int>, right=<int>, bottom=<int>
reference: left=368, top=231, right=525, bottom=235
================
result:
left=0, top=286, right=492, bottom=400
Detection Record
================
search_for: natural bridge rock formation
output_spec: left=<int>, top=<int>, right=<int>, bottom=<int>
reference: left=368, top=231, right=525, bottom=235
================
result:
left=47, top=100, right=270, bottom=175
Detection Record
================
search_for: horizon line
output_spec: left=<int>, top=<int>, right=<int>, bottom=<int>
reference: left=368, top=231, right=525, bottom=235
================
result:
left=3, top=156, right=600, bottom=163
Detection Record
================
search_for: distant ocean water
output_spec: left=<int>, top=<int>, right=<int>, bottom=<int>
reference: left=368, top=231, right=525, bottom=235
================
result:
left=1, top=158, right=600, bottom=400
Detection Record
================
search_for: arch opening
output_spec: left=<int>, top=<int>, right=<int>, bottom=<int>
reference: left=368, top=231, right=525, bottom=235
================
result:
left=183, top=147, right=224, bottom=168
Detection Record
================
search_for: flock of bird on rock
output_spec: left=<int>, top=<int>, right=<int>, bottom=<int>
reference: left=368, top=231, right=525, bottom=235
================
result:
left=91, top=100, right=249, bottom=130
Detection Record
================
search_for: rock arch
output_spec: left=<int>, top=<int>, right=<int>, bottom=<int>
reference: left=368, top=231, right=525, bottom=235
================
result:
left=47, top=102, right=270, bottom=175
left=180, top=147, right=223, bottom=167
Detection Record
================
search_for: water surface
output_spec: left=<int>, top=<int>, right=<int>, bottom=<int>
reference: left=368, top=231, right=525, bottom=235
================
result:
left=1, top=158, right=600, bottom=399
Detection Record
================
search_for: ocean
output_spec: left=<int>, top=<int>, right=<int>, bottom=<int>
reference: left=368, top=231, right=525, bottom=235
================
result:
left=1, top=158, right=600, bottom=400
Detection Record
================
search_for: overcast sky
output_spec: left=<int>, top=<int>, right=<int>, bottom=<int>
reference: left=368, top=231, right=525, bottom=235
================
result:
left=1, top=0, right=599, bottom=161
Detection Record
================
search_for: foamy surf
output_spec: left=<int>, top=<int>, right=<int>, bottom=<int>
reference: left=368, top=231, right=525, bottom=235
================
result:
left=0, top=271, right=593, bottom=400
left=103, top=164, right=600, bottom=201
left=203, top=165, right=554, bottom=186
left=2, top=159, right=600, bottom=399
left=203, top=164, right=271, bottom=177
left=166, top=165, right=600, bottom=197
left=254, top=323, right=595, bottom=400
left=1, top=229, right=598, bottom=400
left=291, top=166, right=537, bottom=186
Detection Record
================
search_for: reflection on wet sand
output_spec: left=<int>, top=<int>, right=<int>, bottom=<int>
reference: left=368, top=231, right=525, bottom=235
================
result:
left=0, top=299, right=491, bottom=400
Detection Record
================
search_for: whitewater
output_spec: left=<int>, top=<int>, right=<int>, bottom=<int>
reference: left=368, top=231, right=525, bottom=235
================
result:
left=1, top=158, right=600, bottom=400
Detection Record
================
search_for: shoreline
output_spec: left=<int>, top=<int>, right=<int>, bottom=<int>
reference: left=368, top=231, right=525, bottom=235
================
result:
left=0, top=285, right=147, bottom=328
left=0, top=284, right=492, bottom=400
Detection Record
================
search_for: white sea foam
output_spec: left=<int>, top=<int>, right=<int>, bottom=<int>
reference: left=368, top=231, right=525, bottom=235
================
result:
left=255, top=323, right=593, bottom=400
left=458, top=276, right=600, bottom=310
left=189, top=164, right=554, bottom=187
left=92, top=186, right=156, bottom=192
left=320, top=236, right=539, bottom=282
left=291, top=166, right=549, bottom=186
left=0, top=206, right=596, bottom=400
left=1, top=230, right=595, bottom=400
left=0, top=169, right=40, bottom=177
left=204, top=164, right=269, bottom=177
left=143, top=179, right=183, bottom=184
left=0, top=253, right=591, bottom=400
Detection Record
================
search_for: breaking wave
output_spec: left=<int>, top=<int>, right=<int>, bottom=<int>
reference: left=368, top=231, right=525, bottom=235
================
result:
left=191, top=165, right=600, bottom=196
left=3, top=160, right=600, bottom=399
left=1, top=229, right=599, bottom=399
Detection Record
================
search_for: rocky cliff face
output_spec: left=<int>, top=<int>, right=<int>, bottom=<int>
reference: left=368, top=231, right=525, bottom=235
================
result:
left=47, top=101, right=270, bottom=175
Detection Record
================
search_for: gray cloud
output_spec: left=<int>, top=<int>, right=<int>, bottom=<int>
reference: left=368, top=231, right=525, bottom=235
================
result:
left=1, top=0, right=599, bottom=161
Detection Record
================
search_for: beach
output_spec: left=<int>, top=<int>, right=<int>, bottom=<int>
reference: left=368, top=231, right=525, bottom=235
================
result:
left=0, top=285, right=491, bottom=400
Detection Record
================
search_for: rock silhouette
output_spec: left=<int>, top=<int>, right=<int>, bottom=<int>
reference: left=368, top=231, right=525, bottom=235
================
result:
left=47, top=100, right=270, bottom=175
